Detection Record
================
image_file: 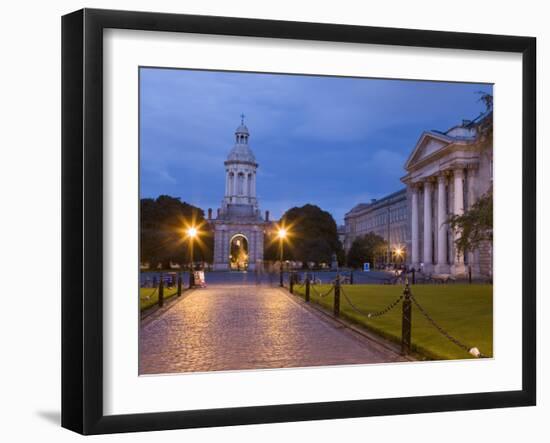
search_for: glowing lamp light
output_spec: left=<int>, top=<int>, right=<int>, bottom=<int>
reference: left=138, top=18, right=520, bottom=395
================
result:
left=277, top=228, right=287, bottom=239
left=187, top=227, right=198, bottom=238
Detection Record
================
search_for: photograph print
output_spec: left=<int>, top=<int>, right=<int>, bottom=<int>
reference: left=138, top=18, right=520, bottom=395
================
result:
left=138, top=67, right=494, bottom=375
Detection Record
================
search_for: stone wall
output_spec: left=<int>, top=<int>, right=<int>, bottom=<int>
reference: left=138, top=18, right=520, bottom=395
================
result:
left=212, top=221, right=266, bottom=271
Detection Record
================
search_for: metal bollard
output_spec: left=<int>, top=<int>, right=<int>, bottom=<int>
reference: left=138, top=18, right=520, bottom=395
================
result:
left=305, top=276, right=310, bottom=302
left=350, top=271, right=354, bottom=285
left=333, top=275, right=341, bottom=317
left=289, top=273, right=294, bottom=294
left=412, top=268, right=416, bottom=285
left=401, top=281, right=412, bottom=355
left=279, top=269, right=284, bottom=287
left=158, top=274, right=164, bottom=307
left=177, top=273, right=182, bottom=297
left=468, top=265, right=472, bottom=284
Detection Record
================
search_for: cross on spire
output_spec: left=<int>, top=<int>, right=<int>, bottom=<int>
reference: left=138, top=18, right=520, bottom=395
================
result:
left=240, top=113, right=245, bottom=125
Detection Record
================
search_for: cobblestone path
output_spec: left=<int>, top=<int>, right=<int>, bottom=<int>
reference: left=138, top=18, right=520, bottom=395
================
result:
left=139, top=285, right=405, bottom=374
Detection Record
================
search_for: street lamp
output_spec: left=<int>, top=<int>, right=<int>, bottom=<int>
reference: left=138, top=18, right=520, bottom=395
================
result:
left=186, top=226, right=198, bottom=288
left=277, top=228, right=287, bottom=287
left=394, top=247, right=403, bottom=267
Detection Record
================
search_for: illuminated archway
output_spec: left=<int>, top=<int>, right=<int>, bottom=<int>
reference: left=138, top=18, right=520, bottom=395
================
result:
left=229, top=234, right=249, bottom=270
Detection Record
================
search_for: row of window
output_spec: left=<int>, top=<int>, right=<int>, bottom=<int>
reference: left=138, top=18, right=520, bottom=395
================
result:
left=353, top=205, right=407, bottom=232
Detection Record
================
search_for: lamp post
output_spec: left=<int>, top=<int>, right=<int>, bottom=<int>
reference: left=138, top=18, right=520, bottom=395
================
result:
left=278, top=228, right=287, bottom=287
left=186, top=227, right=197, bottom=288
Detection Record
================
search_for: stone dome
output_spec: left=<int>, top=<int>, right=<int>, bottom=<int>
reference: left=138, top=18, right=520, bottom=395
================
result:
left=226, top=143, right=256, bottom=163
left=226, top=116, right=256, bottom=164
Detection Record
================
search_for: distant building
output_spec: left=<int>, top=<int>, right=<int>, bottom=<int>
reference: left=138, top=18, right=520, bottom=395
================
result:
left=210, top=117, right=268, bottom=271
left=344, top=189, right=409, bottom=263
left=344, top=112, right=493, bottom=277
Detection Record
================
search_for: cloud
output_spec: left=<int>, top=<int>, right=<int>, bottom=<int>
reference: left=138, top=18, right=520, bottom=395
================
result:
left=365, top=148, right=408, bottom=173
left=139, top=67, right=492, bottom=224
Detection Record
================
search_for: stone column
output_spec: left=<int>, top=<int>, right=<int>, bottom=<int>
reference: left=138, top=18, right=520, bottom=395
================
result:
left=423, top=180, right=433, bottom=272
left=225, top=170, right=230, bottom=197
left=214, top=226, right=229, bottom=271
left=435, top=174, right=449, bottom=274
left=221, top=229, right=228, bottom=268
left=411, top=185, right=419, bottom=268
left=251, top=229, right=257, bottom=269
left=451, top=167, right=466, bottom=275
left=251, top=172, right=256, bottom=198
left=213, top=227, right=221, bottom=269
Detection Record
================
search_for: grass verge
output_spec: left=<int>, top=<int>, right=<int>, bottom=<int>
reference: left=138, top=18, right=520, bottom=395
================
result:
left=293, top=283, right=493, bottom=360
left=140, top=287, right=180, bottom=312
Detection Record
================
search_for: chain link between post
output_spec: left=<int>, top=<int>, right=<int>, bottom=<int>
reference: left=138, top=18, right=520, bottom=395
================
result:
left=309, top=283, right=335, bottom=298
left=143, top=286, right=158, bottom=300
left=410, top=295, right=487, bottom=358
left=340, top=285, right=404, bottom=318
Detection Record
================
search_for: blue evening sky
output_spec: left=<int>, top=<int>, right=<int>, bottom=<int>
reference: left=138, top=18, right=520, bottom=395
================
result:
left=140, top=68, right=492, bottom=225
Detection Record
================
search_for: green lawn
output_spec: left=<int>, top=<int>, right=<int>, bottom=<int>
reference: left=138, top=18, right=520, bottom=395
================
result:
left=293, top=283, right=493, bottom=360
left=140, top=287, right=180, bottom=311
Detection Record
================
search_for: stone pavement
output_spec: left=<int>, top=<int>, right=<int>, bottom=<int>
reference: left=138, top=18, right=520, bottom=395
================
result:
left=139, top=285, right=405, bottom=374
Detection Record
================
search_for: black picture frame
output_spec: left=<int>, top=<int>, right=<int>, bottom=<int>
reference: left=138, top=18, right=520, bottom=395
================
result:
left=62, top=8, right=536, bottom=435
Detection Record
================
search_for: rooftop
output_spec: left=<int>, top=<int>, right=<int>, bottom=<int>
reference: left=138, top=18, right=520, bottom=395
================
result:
left=346, top=188, right=407, bottom=218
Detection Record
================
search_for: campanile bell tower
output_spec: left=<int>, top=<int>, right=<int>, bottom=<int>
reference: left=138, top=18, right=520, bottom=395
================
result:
left=222, top=114, right=259, bottom=215
left=211, top=116, right=268, bottom=271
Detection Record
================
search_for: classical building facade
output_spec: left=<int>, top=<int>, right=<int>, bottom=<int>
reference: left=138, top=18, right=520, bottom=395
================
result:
left=401, top=113, right=493, bottom=277
left=211, top=118, right=268, bottom=271
left=344, top=189, right=409, bottom=262
left=344, top=112, right=493, bottom=277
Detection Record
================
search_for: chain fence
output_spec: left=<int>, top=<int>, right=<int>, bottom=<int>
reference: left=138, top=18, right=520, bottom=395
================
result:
left=309, top=283, right=335, bottom=298
left=287, top=274, right=486, bottom=359
left=340, top=285, right=404, bottom=318
left=410, top=295, right=487, bottom=358
left=142, top=285, right=159, bottom=301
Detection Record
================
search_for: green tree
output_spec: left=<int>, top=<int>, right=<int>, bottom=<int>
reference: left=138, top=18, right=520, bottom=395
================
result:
left=346, top=232, right=387, bottom=269
left=265, top=204, right=342, bottom=266
left=473, top=92, right=493, bottom=147
left=140, top=195, right=213, bottom=268
left=448, top=188, right=493, bottom=255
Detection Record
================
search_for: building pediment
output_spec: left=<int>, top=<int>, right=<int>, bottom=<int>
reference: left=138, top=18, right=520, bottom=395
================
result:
left=401, top=131, right=481, bottom=185
left=404, top=131, right=452, bottom=171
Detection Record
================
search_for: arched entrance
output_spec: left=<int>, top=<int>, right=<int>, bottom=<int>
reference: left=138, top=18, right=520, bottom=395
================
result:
left=229, top=234, right=249, bottom=270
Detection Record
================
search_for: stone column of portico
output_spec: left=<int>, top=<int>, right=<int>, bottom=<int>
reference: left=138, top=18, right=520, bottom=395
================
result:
left=451, top=167, right=467, bottom=275
left=435, top=173, right=450, bottom=274
left=411, top=185, right=420, bottom=268
left=423, top=180, right=434, bottom=273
